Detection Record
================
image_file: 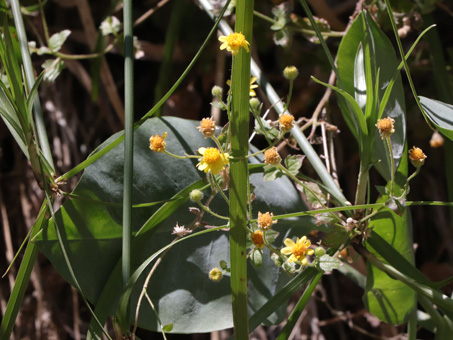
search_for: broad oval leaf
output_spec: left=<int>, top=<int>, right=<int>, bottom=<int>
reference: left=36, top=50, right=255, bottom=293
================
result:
left=419, top=96, right=453, bottom=141
left=337, top=11, right=406, bottom=180
left=34, top=117, right=316, bottom=333
left=364, top=150, right=415, bottom=325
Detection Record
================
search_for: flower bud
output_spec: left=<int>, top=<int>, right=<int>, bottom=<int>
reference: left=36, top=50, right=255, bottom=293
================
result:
left=271, top=253, right=284, bottom=267
left=250, top=249, right=263, bottom=267
left=249, top=97, right=260, bottom=111
left=315, top=247, right=326, bottom=257
left=189, top=189, right=203, bottom=202
left=283, top=66, right=299, bottom=81
left=211, top=85, right=223, bottom=97
left=219, top=260, right=228, bottom=270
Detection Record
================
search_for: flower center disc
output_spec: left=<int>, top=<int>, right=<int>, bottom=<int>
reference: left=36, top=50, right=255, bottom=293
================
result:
left=293, top=243, right=307, bottom=257
left=203, top=148, right=221, bottom=164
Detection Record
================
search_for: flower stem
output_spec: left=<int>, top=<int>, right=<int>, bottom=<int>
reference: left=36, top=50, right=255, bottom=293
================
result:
left=229, top=1, right=254, bottom=338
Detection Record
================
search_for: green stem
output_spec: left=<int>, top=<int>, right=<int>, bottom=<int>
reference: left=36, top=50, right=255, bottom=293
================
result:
left=385, top=136, right=395, bottom=197
left=122, top=0, right=134, bottom=287
left=197, top=202, right=230, bottom=221
left=277, top=164, right=342, bottom=223
left=9, top=0, right=55, bottom=171
left=0, top=203, right=46, bottom=340
left=229, top=1, right=254, bottom=338
left=153, top=0, right=186, bottom=116
left=277, top=272, right=322, bottom=340
left=383, top=0, right=434, bottom=130
left=56, top=0, right=232, bottom=183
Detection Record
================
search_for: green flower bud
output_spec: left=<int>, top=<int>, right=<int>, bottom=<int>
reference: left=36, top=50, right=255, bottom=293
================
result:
left=249, top=97, right=260, bottom=111
left=271, top=253, right=284, bottom=267
left=250, top=249, right=263, bottom=267
left=283, top=66, right=299, bottom=81
left=219, top=260, right=228, bottom=270
left=315, top=247, right=326, bottom=257
left=282, top=261, right=296, bottom=274
left=189, top=189, right=203, bottom=202
left=211, top=85, right=223, bottom=97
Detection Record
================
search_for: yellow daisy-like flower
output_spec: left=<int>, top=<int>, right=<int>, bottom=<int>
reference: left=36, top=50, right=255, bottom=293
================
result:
left=149, top=132, right=167, bottom=152
left=279, top=113, right=295, bottom=131
left=197, top=117, right=216, bottom=138
left=257, top=211, right=277, bottom=230
left=281, top=236, right=314, bottom=265
left=408, top=146, right=427, bottom=167
left=249, top=77, right=258, bottom=97
left=218, top=32, right=250, bottom=56
left=209, top=267, right=223, bottom=282
left=250, top=230, right=265, bottom=249
left=376, top=117, right=395, bottom=139
left=197, top=147, right=230, bottom=175
left=264, top=147, right=281, bottom=165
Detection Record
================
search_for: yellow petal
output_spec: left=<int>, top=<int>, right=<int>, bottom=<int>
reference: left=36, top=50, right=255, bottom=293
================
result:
left=284, top=238, right=295, bottom=247
left=281, top=247, right=293, bottom=255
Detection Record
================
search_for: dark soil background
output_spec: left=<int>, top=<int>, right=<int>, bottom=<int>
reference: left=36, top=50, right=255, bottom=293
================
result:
left=1, top=0, right=453, bottom=339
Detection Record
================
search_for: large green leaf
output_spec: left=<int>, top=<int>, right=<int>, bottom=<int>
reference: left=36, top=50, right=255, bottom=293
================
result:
left=336, top=11, right=406, bottom=180
left=364, top=147, right=415, bottom=324
left=34, top=117, right=315, bottom=333
left=419, top=96, right=453, bottom=141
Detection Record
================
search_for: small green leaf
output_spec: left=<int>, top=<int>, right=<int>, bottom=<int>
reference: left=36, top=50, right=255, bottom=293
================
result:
left=263, top=164, right=283, bottom=181
left=210, top=101, right=227, bottom=110
left=42, top=59, right=65, bottom=82
left=284, top=155, right=303, bottom=176
left=49, top=29, right=71, bottom=52
left=318, top=254, right=342, bottom=272
left=419, top=96, right=453, bottom=141
left=254, top=117, right=279, bottom=138
left=296, top=181, right=326, bottom=209
left=162, top=323, right=173, bottom=332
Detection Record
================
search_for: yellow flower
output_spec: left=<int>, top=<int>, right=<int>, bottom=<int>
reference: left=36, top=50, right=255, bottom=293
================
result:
left=264, top=147, right=281, bottom=165
left=209, top=267, right=223, bottom=282
left=197, top=147, right=230, bottom=175
left=197, top=117, right=216, bottom=138
left=279, top=113, right=295, bottom=131
left=149, top=132, right=167, bottom=152
left=281, top=236, right=314, bottom=265
left=408, top=146, right=427, bottom=167
left=218, top=32, right=250, bottom=56
left=257, top=211, right=277, bottom=230
left=249, top=77, right=258, bottom=97
left=250, top=230, right=265, bottom=249
left=376, top=117, right=395, bottom=139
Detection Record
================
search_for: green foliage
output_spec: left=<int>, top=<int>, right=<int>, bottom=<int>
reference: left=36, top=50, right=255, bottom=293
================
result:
left=364, top=152, right=415, bottom=325
left=34, top=117, right=315, bottom=333
left=336, top=11, right=406, bottom=180
left=419, top=96, right=453, bottom=141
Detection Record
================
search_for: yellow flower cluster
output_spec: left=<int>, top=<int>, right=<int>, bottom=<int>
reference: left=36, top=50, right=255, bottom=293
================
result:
left=376, top=117, right=395, bottom=139
left=218, top=32, right=250, bottom=56
left=281, top=236, right=314, bottom=265
left=197, top=147, right=230, bottom=175
left=409, top=146, right=427, bottom=167
left=149, top=132, right=167, bottom=152
left=250, top=230, right=265, bottom=249
left=257, top=211, right=277, bottom=230
left=264, top=147, right=281, bottom=166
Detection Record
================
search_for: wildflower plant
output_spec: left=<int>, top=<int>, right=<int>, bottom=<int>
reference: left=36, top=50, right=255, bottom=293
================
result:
left=3, top=0, right=453, bottom=339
